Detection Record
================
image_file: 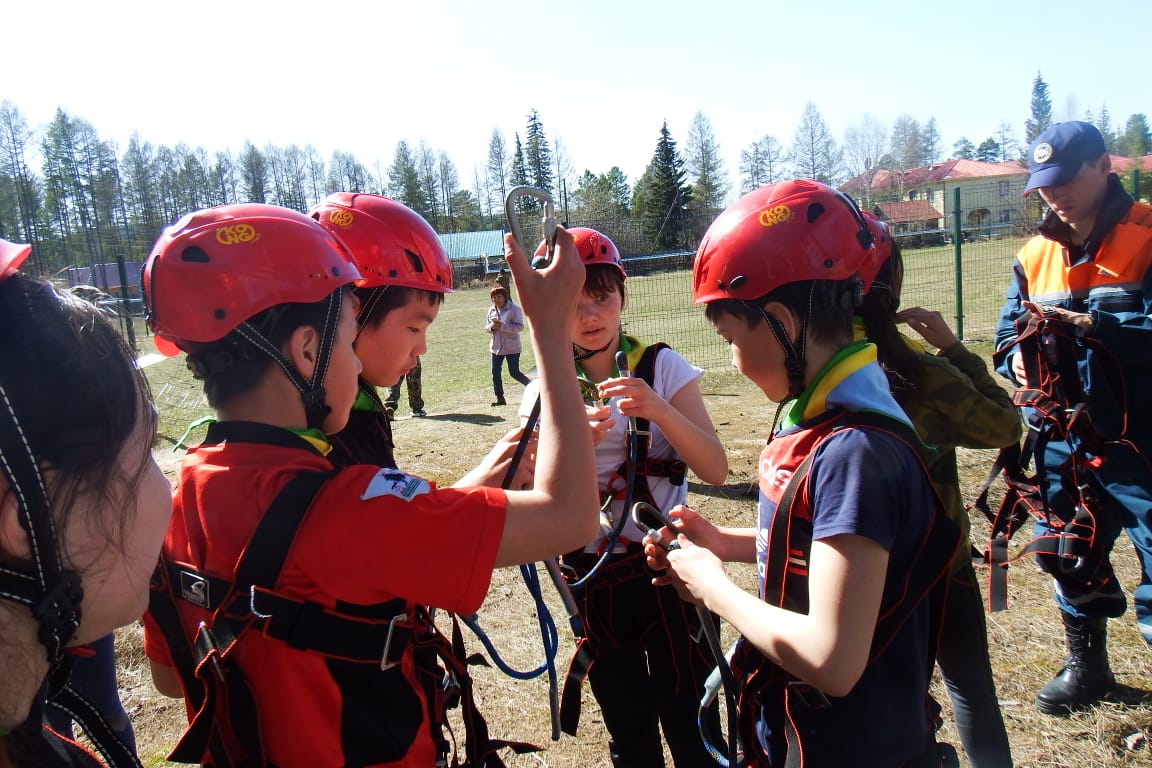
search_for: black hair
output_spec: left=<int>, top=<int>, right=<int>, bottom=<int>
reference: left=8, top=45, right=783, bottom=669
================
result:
left=0, top=274, right=155, bottom=750
left=355, top=286, right=444, bottom=330
left=0, top=274, right=155, bottom=552
left=186, top=286, right=351, bottom=409
left=704, top=278, right=857, bottom=346
left=857, top=241, right=923, bottom=396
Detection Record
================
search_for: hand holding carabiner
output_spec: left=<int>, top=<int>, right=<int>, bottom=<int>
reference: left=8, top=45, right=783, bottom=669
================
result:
left=505, top=186, right=558, bottom=269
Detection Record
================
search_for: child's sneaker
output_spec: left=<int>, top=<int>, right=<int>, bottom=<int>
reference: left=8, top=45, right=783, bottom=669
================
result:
left=412, top=409, right=427, bottom=417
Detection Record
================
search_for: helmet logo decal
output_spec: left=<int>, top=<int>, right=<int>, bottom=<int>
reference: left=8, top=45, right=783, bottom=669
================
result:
left=329, top=210, right=354, bottom=228
left=214, top=224, right=259, bottom=245
left=758, top=205, right=792, bottom=228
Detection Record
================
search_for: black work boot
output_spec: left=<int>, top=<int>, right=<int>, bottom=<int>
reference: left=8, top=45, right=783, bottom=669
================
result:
left=1035, top=613, right=1115, bottom=714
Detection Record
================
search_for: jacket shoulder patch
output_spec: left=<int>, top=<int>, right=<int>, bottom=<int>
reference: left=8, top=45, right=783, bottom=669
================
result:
left=361, top=468, right=432, bottom=502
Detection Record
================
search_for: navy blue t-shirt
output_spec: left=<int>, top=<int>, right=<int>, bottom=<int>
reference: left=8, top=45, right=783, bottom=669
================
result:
left=756, top=425, right=936, bottom=765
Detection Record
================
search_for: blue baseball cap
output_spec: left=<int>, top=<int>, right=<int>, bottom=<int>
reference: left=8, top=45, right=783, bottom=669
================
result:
left=1025, top=121, right=1107, bottom=193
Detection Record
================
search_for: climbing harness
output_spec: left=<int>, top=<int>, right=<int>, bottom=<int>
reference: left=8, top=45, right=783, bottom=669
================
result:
left=724, top=410, right=958, bottom=767
left=973, top=311, right=1137, bottom=611
left=148, top=430, right=535, bottom=767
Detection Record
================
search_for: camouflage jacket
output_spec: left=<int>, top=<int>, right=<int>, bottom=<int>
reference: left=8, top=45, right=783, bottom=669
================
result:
left=898, top=341, right=1022, bottom=571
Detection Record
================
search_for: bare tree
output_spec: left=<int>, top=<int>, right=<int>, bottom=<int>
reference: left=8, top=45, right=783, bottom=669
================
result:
left=843, top=114, right=888, bottom=207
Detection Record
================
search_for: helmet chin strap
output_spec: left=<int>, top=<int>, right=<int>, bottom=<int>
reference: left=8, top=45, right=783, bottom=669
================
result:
left=354, top=285, right=390, bottom=338
left=572, top=341, right=611, bottom=362
left=233, top=289, right=344, bottom=430
left=0, top=378, right=83, bottom=668
left=746, top=292, right=811, bottom=400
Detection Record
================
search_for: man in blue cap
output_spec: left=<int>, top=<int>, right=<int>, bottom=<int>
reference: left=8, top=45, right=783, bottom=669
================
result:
left=995, top=121, right=1152, bottom=714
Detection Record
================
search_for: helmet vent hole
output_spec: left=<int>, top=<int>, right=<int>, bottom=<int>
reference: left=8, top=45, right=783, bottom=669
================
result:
left=214, top=309, right=226, bottom=320
left=182, top=246, right=210, bottom=263
left=388, top=269, right=399, bottom=278
left=404, top=249, right=425, bottom=274
left=806, top=203, right=825, bottom=223
left=729, top=275, right=747, bottom=290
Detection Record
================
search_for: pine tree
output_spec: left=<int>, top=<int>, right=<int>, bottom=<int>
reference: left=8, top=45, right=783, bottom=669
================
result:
left=684, top=111, right=729, bottom=211
left=952, top=138, right=976, bottom=160
left=1119, top=114, right=1152, bottom=158
left=510, top=133, right=531, bottom=215
left=920, top=118, right=942, bottom=165
left=524, top=109, right=553, bottom=194
left=634, top=121, right=692, bottom=250
left=1025, top=72, right=1053, bottom=144
left=387, top=140, right=426, bottom=218
left=975, top=138, right=1000, bottom=163
left=238, top=142, right=267, bottom=204
left=889, top=115, right=923, bottom=170
left=1096, top=106, right=1118, bottom=153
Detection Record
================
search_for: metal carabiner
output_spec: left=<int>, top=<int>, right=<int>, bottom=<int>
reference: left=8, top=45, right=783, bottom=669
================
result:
left=504, top=185, right=557, bottom=269
left=630, top=501, right=681, bottom=551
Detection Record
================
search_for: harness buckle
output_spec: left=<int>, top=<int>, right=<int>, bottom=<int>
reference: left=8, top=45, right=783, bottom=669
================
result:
left=194, top=621, right=227, bottom=682
left=1055, top=531, right=1087, bottom=565
left=381, top=613, right=410, bottom=671
left=787, top=679, right=831, bottom=710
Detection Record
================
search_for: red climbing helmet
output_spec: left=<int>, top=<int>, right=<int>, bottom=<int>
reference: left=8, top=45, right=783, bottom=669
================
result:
left=0, top=238, right=32, bottom=280
left=857, top=211, right=893, bottom=294
left=692, top=179, right=875, bottom=304
left=143, top=203, right=360, bottom=354
left=309, top=193, right=453, bottom=293
left=536, top=227, right=626, bottom=280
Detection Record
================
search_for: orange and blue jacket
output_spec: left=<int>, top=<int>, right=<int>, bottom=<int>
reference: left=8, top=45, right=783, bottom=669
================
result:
left=995, top=174, right=1152, bottom=444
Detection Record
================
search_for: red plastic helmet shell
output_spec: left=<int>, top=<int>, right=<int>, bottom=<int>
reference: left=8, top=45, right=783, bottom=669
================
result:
left=0, top=238, right=32, bottom=280
left=857, top=211, right=893, bottom=294
left=143, top=204, right=361, bottom=354
left=536, top=227, right=626, bottom=280
left=310, top=193, right=452, bottom=293
left=692, top=179, right=875, bottom=305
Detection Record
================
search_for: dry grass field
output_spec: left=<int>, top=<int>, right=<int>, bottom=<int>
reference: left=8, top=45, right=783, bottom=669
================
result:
left=114, top=368, right=1152, bottom=767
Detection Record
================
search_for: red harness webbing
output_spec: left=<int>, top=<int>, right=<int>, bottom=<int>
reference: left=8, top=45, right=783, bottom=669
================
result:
left=973, top=312, right=1128, bottom=611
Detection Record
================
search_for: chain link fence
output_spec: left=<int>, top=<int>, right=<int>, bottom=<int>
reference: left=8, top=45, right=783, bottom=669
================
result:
left=137, top=182, right=1033, bottom=443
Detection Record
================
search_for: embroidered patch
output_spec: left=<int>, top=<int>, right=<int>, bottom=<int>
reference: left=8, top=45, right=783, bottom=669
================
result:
left=180, top=571, right=210, bottom=608
left=1033, top=142, right=1053, bottom=164
left=362, top=468, right=432, bottom=502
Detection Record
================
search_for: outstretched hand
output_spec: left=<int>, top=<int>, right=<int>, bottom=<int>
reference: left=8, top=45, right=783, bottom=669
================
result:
left=503, top=228, right=583, bottom=336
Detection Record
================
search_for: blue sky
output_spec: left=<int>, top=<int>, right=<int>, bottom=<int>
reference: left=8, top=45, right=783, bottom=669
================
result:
left=6, top=0, right=1146, bottom=203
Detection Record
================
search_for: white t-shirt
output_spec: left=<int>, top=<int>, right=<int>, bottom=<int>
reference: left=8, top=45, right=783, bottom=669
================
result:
left=519, top=345, right=703, bottom=552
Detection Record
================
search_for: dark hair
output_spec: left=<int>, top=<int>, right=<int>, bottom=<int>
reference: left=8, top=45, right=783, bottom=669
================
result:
left=583, top=264, right=627, bottom=310
left=186, top=286, right=351, bottom=409
left=0, top=274, right=155, bottom=550
left=0, top=274, right=155, bottom=751
left=355, top=286, right=444, bottom=330
left=856, top=241, right=923, bottom=396
left=704, top=278, right=856, bottom=346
